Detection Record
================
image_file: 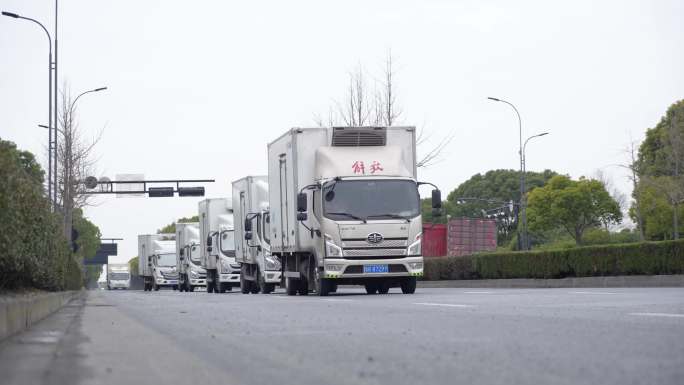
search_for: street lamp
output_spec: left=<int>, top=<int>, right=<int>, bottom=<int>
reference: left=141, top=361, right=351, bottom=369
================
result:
left=520, top=132, right=549, bottom=249
left=3, top=10, right=55, bottom=208
left=488, top=96, right=525, bottom=249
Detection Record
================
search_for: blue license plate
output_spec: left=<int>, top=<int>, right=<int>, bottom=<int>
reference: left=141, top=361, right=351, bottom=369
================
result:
left=364, top=264, right=389, bottom=273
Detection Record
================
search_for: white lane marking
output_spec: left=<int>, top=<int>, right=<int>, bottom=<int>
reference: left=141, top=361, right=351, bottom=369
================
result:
left=320, top=298, right=354, bottom=302
left=413, top=302, right=474, bottom=308
left=569, top=291, right=618, bottom=295
left=464, top=291, right=493, bottom=294
left=629, top=312, right=684, bottom=318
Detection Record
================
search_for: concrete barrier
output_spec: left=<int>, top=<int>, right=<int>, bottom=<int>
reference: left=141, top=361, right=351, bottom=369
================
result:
left=0, top=290, right=80, bottom=342
left=418, top=274, right=684, bottom=289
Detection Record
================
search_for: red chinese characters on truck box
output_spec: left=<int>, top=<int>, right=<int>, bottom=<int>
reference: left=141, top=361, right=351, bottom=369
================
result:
left=352, top=161, right=384, bottom=175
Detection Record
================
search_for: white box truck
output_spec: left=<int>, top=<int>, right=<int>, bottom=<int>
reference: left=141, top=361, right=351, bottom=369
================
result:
left=138, top=233, right=179, bottom=291
left=267, top=126, right=442, bottom=296
left=232, top=175, right=282, bottom=294
left=107, top=263, right=130, bottom=290
left=176, top=222, right=206, bottom=292
left=199, top=198, right=240, bottom=293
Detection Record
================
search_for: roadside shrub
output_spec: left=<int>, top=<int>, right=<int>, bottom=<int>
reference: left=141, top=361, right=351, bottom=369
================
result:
left=423, top=239, right=684, bottom=280
left=0, top=139, right=82, bottom=291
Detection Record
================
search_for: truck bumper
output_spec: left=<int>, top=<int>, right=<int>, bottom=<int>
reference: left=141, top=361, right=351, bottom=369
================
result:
left=263, top=271, right=282, bottom=284
left=156, top=279, right=179, bottom=286
left=322, top=256, right=423, bottom=279
left=190, top=279, right=206, bottom=286
left=219, top=273, right=240, bottom=284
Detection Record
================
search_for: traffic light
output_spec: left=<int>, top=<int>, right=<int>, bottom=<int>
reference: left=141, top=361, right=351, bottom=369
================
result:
left=178, top=187, right=205, bottom=197
left=71, top=228, right=80, bottom=253
left=148, top=187, right=174, bottom=197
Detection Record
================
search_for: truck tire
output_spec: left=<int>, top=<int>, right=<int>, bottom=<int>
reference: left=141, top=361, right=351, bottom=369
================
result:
left=297, top=275, right=309, bottom=296
left=285, top=277, right=298, bottom=296
left=378, top=282, right=390, bottom=294
left=259, top=273, right=274, bottom=294
left=240, top=278, right=251, bottom=294
left=154, top=283, right=160, bottom=291
left=330, top=283, right=338, bottom=293
left=219, top=283, right=227, bottom=294
left=401, top=277, right=417, bottom=294
left=189, top=285, right=194, bottom=292
left=314, top=269, right=331, bottom=296
left=206, top=279, right=213, bottom=293
left=365, top=283, right=378, bottom=294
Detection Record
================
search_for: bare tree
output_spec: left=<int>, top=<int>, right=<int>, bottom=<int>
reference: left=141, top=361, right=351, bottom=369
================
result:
left=55, top=85, right=101, bottom=241
left=315, top=52, right=454, bottom=168
left=593, top=169, right=628, bottom=231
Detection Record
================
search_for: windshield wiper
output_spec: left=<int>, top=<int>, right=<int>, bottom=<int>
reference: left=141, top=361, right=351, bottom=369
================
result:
left=326, top=212, right=366, bottom=223
left=365, top=213, right=410, bottom=222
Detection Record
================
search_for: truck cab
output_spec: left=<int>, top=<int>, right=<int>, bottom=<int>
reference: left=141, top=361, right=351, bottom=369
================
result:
left=199, top=198, right=240, bottom=293
left=233, top=175, right=282, bottom=294
left=176, top=222, right=206, bottom=292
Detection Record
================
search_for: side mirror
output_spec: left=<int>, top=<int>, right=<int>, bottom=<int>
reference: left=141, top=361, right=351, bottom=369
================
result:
left=179, top=249, right=184, bottom=257
left=245, top=231, right=253, bottom=240
left=244, top=218, right=252, bottom=232
left=206, top=236, right=213, bottom=247
left=431, top=189, right=442, bottom=209
left=297, top=192, right=307, bottom=212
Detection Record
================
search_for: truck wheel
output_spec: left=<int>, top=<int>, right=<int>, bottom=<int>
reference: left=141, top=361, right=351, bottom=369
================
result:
left=206, top=279, right=213, bottom=293
left=314, top=269, right=331, bottom=296
left=285, top=278, right=298, bottom=296
left=240, top=278, right=251, bottom=294
left=219, top=282, right=227, bottom=293
left=401, top=277, right=417, bottom=294
left=189, top=285, right=194, bottom=292
left=365, top=283, right=378, bottom=294
left=154, top=283, right=160, bottom=291
left=213, top=272, right=220, bottom=294
left=297, top=275, right=309, bottom=296
left=378, top=282, right=390, bottom=294
left=330, top=283, right=338, bottom=293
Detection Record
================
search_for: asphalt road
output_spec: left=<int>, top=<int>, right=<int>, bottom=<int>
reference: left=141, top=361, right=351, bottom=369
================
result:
left=1, top=287, right=683, bottom=385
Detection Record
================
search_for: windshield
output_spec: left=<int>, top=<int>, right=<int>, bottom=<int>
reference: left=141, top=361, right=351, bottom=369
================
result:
left=323, top=179, right=420, bottom=221
left=220, top=230, right=235, bottom=255
left=156, top=253, right=176, bottom=267
left=189, top=245, right=201, bottom=264
left=109, top=272, right=129, bottom=281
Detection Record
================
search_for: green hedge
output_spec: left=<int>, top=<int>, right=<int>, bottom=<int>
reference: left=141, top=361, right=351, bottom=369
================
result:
left=424, top=239, right=684, bottom=280
left=0, top=139, right=83, bottom=291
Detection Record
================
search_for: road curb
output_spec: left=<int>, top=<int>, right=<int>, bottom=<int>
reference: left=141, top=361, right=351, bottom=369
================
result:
left=0, top=290, right=80, bottom=342
left=418, top=275, right=684, bottom=288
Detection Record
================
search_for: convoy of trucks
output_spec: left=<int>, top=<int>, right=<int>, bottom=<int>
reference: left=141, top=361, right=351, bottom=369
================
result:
left=133, top=125, right=441, bottom=296
left=233, top=175, right=282, bottom=294
left=176, top=222, right=206, bottom=292
left=199, top=198, right=240, bottom=293
left=107, top=263, right=130, bottom=290
left=138, top=234, right=179, bottom=291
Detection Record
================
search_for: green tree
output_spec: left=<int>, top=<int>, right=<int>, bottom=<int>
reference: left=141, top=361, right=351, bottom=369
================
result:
left=635, top=100, right=684, bottom=239
left=424, top=169, right=557, bottom=243
left=527, top=175, right=623, bottom=245
left=0, top=138, right=81, bottom=290
left=129, top=256, right=139, bottom=276
left=156, top=215, right=199, bottom=234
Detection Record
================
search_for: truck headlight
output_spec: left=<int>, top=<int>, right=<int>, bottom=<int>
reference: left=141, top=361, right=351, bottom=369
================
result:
left=190, top=270, right=199, bottom=278
left=264, top=256, right=281, bottom=271
left=408, top=262, right=423, bottom=270
left=325, top=234, right=342, bottom=258
left=220, top=259, right=231, bottom=273
left=407, top=233, right=422, bottom=256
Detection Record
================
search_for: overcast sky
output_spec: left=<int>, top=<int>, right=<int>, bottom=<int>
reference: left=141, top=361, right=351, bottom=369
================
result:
left=2, top=0, right=682, bottom=263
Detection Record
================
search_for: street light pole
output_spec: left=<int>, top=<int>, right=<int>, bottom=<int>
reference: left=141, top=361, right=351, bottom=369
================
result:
left=488, top=96, right=525, bottom=249
left=2, top=11, right=54, bottom=209
left=521, top=132, right=549, bottom=249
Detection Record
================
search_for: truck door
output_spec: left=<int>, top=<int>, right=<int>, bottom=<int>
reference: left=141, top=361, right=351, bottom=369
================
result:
left=239, top=191, right=248, bottom=261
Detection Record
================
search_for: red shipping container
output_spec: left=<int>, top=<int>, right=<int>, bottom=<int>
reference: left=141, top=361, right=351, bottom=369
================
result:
left=447, top=218, right=497, bottom=257
left=422, top=224, right=447, bottom=257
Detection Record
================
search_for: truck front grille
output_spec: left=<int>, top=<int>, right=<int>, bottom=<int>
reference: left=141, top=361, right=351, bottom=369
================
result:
left=342, top=248, right=407, bottom=258
left=341, top=238, right=408, bottom=248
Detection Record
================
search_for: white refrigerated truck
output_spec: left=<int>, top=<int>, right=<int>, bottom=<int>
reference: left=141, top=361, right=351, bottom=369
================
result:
left=199, top=198, right=240, bottom=293
left=107, top=263, right=130, bottom=290
left=138, top=233, right=179, bottom=291
left=176, top=222, right=206, bottom=292
left=233, top=175, right=282, bottom=294
left=267, top=126, right=442, bottom=296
